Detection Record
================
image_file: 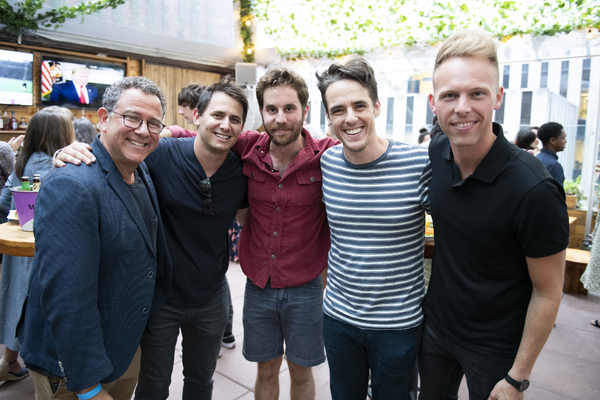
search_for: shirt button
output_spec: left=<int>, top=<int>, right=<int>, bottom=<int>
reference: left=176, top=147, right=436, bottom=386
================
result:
left=310, top=176, right=315, bottom=182
left=147, top=271, right=154, bottom=278
left=273, top=232, right=278, bottom=236
left=142, top=308, right=149, bottom=314
left=251, top=172, right=254, bottom=177
left=271, top=254, right=276, bottom=259
left=278, top=184, right=283, bottom=189
left=276, top=207, right=281, bottom=212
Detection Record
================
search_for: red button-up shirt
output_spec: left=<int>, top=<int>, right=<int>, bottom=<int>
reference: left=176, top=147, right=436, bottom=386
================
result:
left=234, top=129, right=337, bottom=288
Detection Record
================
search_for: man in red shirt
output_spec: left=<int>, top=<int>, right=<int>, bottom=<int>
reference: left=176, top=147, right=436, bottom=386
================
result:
left=236, top=69, right=335, bottom=400
left=170, top=68, right=336, bottom=399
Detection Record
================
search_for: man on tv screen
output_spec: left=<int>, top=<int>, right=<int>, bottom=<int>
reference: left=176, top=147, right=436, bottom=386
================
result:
left=49, top=67, right=98, bottom=105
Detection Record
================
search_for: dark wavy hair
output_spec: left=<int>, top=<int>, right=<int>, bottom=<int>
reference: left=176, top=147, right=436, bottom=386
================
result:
left=316, top=55, right=379, bottom=113
left=197, top=75, right=249, bottom=124
left=256, top=68, right=309, bottom=110
left=16, top=108, right=75, bottom=179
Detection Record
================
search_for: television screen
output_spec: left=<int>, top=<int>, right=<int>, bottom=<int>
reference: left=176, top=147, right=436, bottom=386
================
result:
left=0, top=49, right=34, bottom=106
left=41, top=54, right=125, bottom=109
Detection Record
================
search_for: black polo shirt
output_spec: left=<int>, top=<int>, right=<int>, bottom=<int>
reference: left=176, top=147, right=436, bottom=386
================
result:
left=424, top=123, right=569, bottom=357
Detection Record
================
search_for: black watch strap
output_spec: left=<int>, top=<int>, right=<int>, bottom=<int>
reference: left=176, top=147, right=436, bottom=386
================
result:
left=505, top=373, right=530, bottom=392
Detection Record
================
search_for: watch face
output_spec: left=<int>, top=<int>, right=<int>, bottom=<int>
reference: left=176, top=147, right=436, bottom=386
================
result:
left=519, top=380, right=530, bottom=392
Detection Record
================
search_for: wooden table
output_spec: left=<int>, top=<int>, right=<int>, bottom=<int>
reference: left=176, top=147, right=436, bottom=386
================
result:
left=564, top=248, right=591, bottom=294
left=0, top=221, right=35, bottom=257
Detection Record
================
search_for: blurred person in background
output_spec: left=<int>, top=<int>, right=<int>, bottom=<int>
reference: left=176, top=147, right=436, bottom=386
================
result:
left=0, top=108, right=75, bottom=383
left=514, top=128, right=540, bottom=156
left=537, top=122, right=567, bottom=184
left=74, top=117, right=98, bottom=144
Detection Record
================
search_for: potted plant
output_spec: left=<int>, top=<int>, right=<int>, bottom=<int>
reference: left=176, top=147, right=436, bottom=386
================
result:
left=563, top=176, right=582, bottom=209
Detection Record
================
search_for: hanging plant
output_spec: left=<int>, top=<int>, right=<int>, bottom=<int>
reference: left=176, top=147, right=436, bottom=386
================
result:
left=238, top=0, right=255, bottom=63
left=255, top=0, right=600, bottom=60
left=0, top=0, right=128, bottom=37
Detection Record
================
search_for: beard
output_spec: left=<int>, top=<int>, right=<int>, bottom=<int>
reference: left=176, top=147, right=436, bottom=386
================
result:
left=266, top=121, right=304, bottom=147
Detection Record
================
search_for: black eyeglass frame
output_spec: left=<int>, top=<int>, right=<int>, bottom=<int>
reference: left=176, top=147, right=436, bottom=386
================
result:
left=112, top=111, right=166, bottom=134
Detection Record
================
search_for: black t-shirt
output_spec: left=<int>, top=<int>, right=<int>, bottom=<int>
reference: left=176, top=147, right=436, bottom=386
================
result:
left=127, top=169, right=158, bottom=251
left=145, top=137, right=248, bottom=306
left=423, top=123, right=569, bottom=357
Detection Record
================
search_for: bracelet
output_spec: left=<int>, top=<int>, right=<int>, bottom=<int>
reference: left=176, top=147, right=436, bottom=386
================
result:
left=77, top=383, right=102, bottom=400
left=52, top=147, right=64, bottom=161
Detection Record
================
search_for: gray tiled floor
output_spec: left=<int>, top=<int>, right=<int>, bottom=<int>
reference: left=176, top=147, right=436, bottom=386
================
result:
left=2, top=261, right=600, bottom=399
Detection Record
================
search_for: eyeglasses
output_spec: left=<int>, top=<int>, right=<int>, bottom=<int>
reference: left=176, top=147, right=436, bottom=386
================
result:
left=113, top=111, right=165, bottom=134
left=200, top=178, right=213, bottom=215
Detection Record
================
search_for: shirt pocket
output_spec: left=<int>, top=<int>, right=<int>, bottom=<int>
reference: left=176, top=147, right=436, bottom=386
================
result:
left=293, top=170, right=323, bottom=207
left=243, top=163, right=268, bottom=203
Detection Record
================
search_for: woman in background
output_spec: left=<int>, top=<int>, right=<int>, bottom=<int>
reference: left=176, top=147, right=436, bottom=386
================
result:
left=515, top=128, right=540, bottom=155
left=0, top=108, right=75, bottom=382
left=73, top=117, right=97, bottom=144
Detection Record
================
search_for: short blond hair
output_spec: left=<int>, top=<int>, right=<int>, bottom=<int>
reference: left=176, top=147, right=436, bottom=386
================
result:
left=433, top=29, right=499, bottom=88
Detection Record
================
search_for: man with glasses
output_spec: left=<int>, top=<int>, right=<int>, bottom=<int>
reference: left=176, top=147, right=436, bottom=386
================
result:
left=19, top=76, right=173, bottom=400
left=54, top=76, right=249, bottom=400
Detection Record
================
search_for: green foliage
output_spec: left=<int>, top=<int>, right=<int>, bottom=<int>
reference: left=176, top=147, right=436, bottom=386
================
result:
left=0, top=0, right=127, bottom=36
left=564, top=175, right=587, bottom=206
left=254, top=0, right=600, bottom=60
left=238, top=0, right=255, bottom=63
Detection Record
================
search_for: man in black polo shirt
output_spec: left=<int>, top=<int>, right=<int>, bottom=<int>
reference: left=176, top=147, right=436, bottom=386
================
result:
left=419, top=29, right=569, bottom=400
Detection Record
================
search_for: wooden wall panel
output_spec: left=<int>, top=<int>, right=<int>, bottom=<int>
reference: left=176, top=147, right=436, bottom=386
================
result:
left=145, top=63, right=221, bottom=127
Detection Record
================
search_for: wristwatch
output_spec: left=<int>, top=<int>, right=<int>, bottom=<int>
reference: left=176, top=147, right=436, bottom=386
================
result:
left=505, top=373, right=530, bottom=392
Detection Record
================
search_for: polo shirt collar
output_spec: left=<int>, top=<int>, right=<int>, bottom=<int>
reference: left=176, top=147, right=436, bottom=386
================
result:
left=442, top=122, right=511, bottom=184
left=540, top=147, right=558, bottom=159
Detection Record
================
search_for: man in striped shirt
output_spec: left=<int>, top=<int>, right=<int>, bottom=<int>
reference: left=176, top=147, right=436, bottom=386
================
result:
left=316, top=55, right=431, bottom=400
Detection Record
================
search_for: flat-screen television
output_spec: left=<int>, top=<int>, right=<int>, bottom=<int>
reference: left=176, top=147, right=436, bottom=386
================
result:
left=0, top=49, right=34, bottom=106
left=41, top=54, right=126, bottom=109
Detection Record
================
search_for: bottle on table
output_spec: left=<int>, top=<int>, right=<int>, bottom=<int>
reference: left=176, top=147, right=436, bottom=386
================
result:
left=2, top=111, right=9, bottom=131
left=32, top=174, right=41, bottom=191
left=18, top=117, right=27, bottom=130
left=21, top=176, right=30, bottom=191
left=10, top=111, right=18, bottom=131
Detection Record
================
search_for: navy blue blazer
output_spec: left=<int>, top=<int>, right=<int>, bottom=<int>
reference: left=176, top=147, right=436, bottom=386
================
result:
left=19, top=138, right=172, bottom=391
left=49, top=81, right=98, bottom=104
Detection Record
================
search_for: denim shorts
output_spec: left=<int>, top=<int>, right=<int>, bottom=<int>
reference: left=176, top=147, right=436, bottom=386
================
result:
left=242, top=276, right=326, bottom=367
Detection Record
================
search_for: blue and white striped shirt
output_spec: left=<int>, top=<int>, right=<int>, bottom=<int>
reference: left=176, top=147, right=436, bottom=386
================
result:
left=321, top=140, right=431, bottom=330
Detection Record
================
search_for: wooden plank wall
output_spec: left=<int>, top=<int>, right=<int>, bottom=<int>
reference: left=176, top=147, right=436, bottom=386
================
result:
left=145, top=63, right=221, bottom=127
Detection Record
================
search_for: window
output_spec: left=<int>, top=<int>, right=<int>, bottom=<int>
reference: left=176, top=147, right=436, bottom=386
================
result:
left=495, top=96, right=505, bottom=124
left=579, top=59, right=591, bottom=119
left=426, top=102, right=434, bottom=125
left=405, top=97, right=414, bottom=142
left=405, top=97, right=414, bottom=125
left=560, top=61, right=569, bottom=97
left=521, top=64, right=529, bottom=88
left=386, top=97, right=394, bottom=138
left=540, top=62, right=549, bottom=88
left=407, top=77, right=420, bottom=94
left=503, top=65, right=510, bottom=88
left=306, top=101, right=312, bottom=124
left=520, top=91, right=533, bottom=126
left=320, top=102, right=326, bottom=133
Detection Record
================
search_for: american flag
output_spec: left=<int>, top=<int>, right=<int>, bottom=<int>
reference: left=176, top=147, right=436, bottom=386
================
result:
left=41, top=60, right=53, bottom=97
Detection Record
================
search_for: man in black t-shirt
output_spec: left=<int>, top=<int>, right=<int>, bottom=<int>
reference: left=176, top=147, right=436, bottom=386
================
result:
left=420, top=29, right=569, bottom=400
